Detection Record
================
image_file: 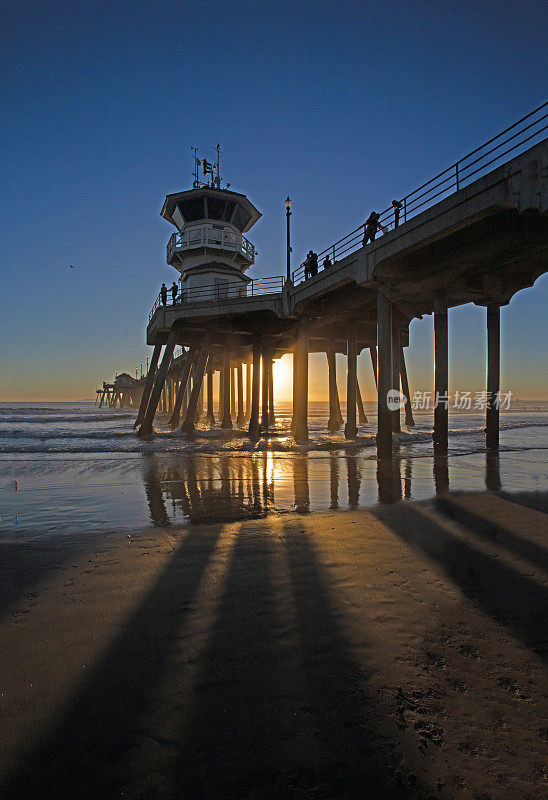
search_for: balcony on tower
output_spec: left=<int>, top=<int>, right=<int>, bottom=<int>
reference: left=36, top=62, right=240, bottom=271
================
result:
left=166, top=224, right=256, bottom=267
left=161, top=186, right=261, bottom=273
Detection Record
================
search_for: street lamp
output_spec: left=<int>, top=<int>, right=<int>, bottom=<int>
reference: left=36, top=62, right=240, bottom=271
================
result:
left=285, top=196, right=292, bottom=283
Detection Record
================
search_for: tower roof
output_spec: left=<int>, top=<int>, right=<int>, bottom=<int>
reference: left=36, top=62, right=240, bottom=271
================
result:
left=161, top=186, right=261, bottom=233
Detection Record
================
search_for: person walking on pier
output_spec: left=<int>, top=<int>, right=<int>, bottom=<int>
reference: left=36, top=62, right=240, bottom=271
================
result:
left=160, top=283, right=167, bottom=306
left=362, top=211, right=388, bottom=245
left=170, top=281, right=178, bottom=304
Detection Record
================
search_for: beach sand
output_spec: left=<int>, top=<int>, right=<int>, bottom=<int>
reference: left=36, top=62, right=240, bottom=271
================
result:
left=0, top=494, right=546, bottom=799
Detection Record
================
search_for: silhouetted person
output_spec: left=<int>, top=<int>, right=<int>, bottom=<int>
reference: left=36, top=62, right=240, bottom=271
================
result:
left=362, top=211, right=388, bottom=245
left=309, top=251, right=318, bottom=276
left=304, top=250, right=313, bottom=280
left=171, top=281, right=178, bottom=304
left=323, top=255, right=332, bottom=270
left=160, top=283, right=167, bottom=306
left=392, top=199, right=403, bottom=227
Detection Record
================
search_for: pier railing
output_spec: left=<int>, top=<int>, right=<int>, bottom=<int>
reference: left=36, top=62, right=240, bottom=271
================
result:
left=167, top=224, right=256, bottom=264
left=149, top=275, right=284, bottom=321
left=292, top=102, right=548, bottom=285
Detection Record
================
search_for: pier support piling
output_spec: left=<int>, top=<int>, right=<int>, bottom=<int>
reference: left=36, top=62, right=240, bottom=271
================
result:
left=327, top=347, right=343, bottom=432
left=245, top=360, right=252, bottom=422
left=139, top=331, right=177, bottom=436
left=169, top=348, right=196, bottom=428
left=356, top=377, right=368, bottom=425
left=248, top=339, right=261, bottom=438
left=433, top=291, right=449, bottom=451
left=230, top=367, right=236, bottom=419
left=268, top=357, right=275, bottom=426
left=294, top=322, right=309, bottom=442
left=377, top=284, right=393, bottom=459
left=261, top=347, right=270, bottom=432
left=182, top=335, right=211, bottom=434
left=370, top=346, right=378, bottom=386
left=206, top=363, right=215, bottom=425
left=486, top=304, right=501, bottom=449
left=221, top=339, right=233, bottom=429
left=391, top=318, right=401, bottom=433
left=400, top=346, right=415, bottom=427
left=345, top=321, right=358, bottom=439
left=236, top=362, right=245, bottom=426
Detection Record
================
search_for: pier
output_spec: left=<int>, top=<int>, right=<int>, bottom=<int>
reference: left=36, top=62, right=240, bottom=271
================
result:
left=118, top=107, right=546, bottom=456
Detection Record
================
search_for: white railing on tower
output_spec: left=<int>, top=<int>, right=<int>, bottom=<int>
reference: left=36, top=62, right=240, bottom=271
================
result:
left=167, top=224, right=256, bottom=263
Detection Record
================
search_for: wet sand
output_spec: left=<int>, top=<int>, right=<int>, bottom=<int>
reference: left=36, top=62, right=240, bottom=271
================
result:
left=0, top=494, right=546, bottom=799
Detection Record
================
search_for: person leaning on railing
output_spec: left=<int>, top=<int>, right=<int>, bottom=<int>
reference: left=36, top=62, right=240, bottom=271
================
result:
left=170, top=281, right=178, bottom=305
left=362, top=211, right=389, bottom=246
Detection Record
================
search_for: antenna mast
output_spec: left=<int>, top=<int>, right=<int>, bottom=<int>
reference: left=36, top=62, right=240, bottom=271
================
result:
left=191, top=146, right=200, bottom=188
left=214, top=143, right=222, bottom=188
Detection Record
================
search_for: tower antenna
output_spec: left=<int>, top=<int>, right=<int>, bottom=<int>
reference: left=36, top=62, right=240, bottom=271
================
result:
left=191, top=146, right=200, bottom=188
left=214, top=143, right=222, bottom=188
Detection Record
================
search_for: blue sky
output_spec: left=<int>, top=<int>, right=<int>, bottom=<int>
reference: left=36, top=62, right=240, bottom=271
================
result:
left=1, top=0, right=546, bottom=399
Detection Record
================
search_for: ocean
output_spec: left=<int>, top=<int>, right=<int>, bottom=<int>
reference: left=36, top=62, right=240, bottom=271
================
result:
left=1, top=400, right=546, bottom=537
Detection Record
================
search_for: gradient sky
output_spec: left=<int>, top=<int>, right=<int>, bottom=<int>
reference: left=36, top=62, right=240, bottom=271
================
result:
left=1, top=0, right=547, bottom=401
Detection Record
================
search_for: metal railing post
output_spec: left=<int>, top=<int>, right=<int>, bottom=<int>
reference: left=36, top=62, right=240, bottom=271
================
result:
left=455, top=163, right=460, bottom=191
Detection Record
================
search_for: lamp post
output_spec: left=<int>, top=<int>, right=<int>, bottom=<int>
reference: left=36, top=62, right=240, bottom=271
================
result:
left=285, top=196, right=292, bottom=283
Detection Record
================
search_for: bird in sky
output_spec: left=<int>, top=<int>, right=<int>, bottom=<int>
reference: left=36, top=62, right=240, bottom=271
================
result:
left=69, top=265, right=74, bottom=268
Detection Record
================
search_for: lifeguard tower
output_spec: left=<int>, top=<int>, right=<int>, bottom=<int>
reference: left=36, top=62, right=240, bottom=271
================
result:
left=160, top=145, right=261, bottom=301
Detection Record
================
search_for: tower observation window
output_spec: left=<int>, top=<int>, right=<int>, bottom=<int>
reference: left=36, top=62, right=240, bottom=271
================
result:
left=205, top=196, right=226, bottom=220
left=232, top=205, right=251, bottom=231
left=176, top=198, right=205, bottom=222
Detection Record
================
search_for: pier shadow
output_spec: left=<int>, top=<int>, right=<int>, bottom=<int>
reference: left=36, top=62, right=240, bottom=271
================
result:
left=174, top=522, right=418, bottom=799
left=371, top=501, right=548, bottom=662
left=0, top=537, right=100, bottom=624
left=1, top=524, right=222, bottom=799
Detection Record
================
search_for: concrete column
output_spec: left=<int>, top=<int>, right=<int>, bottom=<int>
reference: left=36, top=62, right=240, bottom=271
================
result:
left=236, top=362, right=245, bottom=426
left=356, top=377, right=368, bottom=424
left=197, top=380, right=204, bottom=421
left=206, top=363, right=215, bottom=425
left=248, top=339, right=261, bottom=438
left=433, top=292, right=448, bottom=451
left=486, top=304, right=500, bottom=449
left=294, top=322, right=309, bottom=442
left=261, top=347, right=270, bottom=432
left=291, top=345, right=299, bottom=433
left=139, top=331, right=177, bottom=436
left=345, top=321, right=358, bottom=439
left=377, top=284, right=393, bottom=459
left=370, top=346, right=378, bottom=386
left=169, top=348, right=196, bottom=428
left=268, top=357, right=275, bottom=426
left=391, top=318, right=401, bottom=433
left=230, top=366, right=236, bottom=418
left=221, top=339, right=233, bottom=429
left=219, top=369, right=223, bottom=419
left=400, top=346, right=415, bottom=427
left=182, top=334, right=211, bottom=434
left=326, top=347, right=343, bottom=432
left=245, top=360, right=252, bottom=421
